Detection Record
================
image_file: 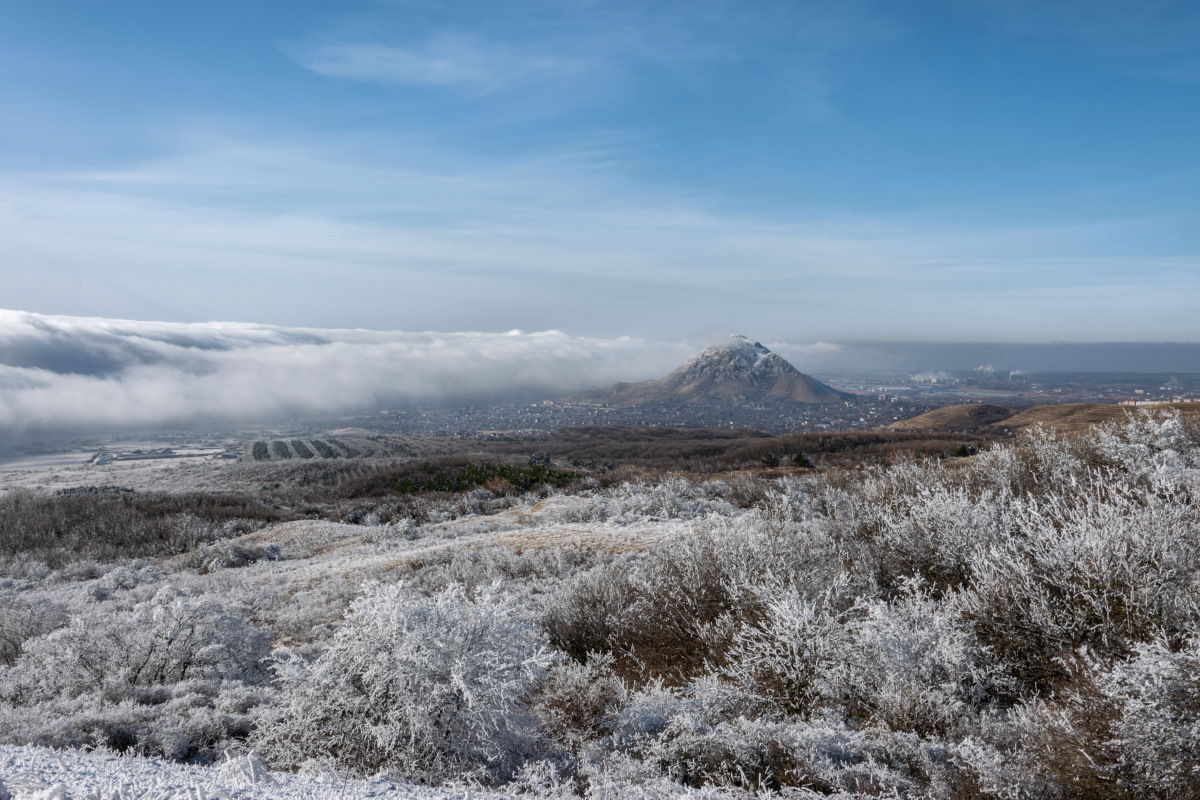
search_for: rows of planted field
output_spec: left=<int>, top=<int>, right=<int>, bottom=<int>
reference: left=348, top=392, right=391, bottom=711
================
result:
left=250, top=438, right=360, bottom=461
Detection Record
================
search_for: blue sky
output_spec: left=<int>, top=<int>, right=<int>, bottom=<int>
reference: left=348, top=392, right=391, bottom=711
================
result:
left=1, top=0, right=1198, bottom=342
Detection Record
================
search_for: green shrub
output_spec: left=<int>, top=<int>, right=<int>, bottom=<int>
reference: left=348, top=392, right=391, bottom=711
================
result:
left=396, top=461, right=579, bottom=495
left=271, top=441, right=292, bottom=459
left=252, top=442, right=270, bottom=461
left=291, top=440, right=314, bottom=459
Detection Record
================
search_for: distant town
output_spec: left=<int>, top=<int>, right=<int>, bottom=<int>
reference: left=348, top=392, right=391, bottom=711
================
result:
left=303, top=368, right=1200, bottom=439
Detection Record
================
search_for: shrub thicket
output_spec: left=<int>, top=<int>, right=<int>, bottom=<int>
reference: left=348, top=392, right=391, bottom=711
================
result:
left=2, top=411, right=1198, bottom=797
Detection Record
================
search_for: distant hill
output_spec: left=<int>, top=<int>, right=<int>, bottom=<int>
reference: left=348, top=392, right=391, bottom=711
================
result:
left=887, top=403, right=1018, bottom=433
left=571, top=335, right=848, bottom=406
left=889, top=402, right=1200, bottom=436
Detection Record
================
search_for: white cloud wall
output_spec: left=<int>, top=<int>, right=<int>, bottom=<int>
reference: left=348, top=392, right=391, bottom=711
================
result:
left=0, top=310, right=692, bottom=431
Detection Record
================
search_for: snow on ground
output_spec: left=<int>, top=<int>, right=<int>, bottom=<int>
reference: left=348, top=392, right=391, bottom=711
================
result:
left=0, top=456, right=252, bottom=494
left=0, top=745, right=506, bottom=800
left=4, top=491, right=685, bottom=648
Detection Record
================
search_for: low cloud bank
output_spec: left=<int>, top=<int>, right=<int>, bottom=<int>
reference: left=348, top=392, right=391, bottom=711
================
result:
left=0, top=310, right=691, bottom=432
left=5, top=310, right=1196, bottom=433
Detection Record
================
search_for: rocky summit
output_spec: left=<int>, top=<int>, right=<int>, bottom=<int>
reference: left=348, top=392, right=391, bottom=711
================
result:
left=572, top=335, right=848, bottom=405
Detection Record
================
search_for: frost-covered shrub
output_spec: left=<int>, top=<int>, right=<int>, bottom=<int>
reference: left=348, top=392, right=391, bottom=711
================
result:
left=633, top=516, right=846, bottom=680
left=860, top=479, right=1020, bottom=593
left=0, top=680, right=275, bottom=761
left=614, top=688, right=952, bottom=795
left=529, top=652, right=629, bottom=756
left=390, top=543, right=601, bottom=601
left=961, top=485, right=1200, bottom=690
left=829, top=584, right=1006, bottom=737
left=719, top=580, right=850, bottom=716
left=4, top=587, right=271, bottom=701
left=555, top=492, right=612, bottom=523
left=545, top=512, right=846, bottom=684
left=257, top=582, right=554, bottom=784
left=1097, top=636, right=1200, bottom=797
left=609, top=477, right=707, bottom=520
left=0, top=596, right=66, bottom=666
left=86, top=562, right=165, bottom=601
left=542, top=561, right=642, bottom=667
left=543, top=514, right=844, bottom=684
left=1087, top=410, right=1200, bottom=493
left=178, top=539, right=280, bottom=573
left=0, top=589, right=273, bottom=760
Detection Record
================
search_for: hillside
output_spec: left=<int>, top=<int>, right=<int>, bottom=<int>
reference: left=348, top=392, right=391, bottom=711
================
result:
left=3, top=414, right=1198, bottom=798
left=886, top=403, right=1017, bottom=433
left=572, top=335, right=848, bottom=406
left=890, top=401, right=1200, bottom=436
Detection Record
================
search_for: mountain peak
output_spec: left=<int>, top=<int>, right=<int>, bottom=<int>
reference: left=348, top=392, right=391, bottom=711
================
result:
left=713, top=334, right=770, bottom=360
left=572, top=335, right=847, bottom=406
left=675, top=336, right=791, bottom=382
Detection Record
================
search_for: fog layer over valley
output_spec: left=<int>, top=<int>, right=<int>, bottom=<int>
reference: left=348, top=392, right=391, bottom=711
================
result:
left=0, top=310, right=694, bottom=432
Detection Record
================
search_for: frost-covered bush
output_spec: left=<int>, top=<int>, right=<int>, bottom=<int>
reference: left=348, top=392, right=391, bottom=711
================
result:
left=829, top=584, right=1006, bottom=737
left=529, top=652, right=629, bottom=757
left=1097, top=636, right=1200, bottom=797
left=608, top=477, right=709, bottom=520
left=0, top=596, right=65, bottom=666
left=544, top=514, right=844, bottom=682
left=720, top=580, right=850, bottom=716
left=4, top=587, right=271, bottom=701
left=859, top=478, right=1021, bottom=593
left=257, top=582, right=554, bottom=784
left=541, top=561, right=640, bottom=665
left=0, top=679, right=274, bottom=761
left=85, top=562, right=165, bottom=601
left=961, top=484, right=1200, bottom=690
left=0, top=588, right=273, bottom=760
left=612, top=684, right=953, bottom=795
left=1087, top=410, right=1200, bottom=493
left=178, top=539, right=281, bottom=573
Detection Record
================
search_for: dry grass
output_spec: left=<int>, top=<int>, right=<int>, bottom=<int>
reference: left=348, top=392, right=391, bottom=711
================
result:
left=887, top=403, right=1017, bottom=432
left=892, top=401, right=1200, bottom=438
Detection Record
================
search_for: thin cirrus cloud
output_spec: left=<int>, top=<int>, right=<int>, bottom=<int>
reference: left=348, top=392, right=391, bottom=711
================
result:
left=1, top=139, right=1196, bottom=343
left=299, top=36, right=585, bottom=93
left=0, top=310, right=694, bottom=432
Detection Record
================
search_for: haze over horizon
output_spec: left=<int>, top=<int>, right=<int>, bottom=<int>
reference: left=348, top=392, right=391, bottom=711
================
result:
left=0, top=1, right=1197, bottom=343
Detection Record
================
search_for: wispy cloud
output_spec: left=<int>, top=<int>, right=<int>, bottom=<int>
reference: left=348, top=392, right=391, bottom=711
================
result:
left=0, top=310, right=693, bottom=432
left=300, top=35, right=584, bottom=93
left=1, top=134, right=1195, bottom=342
left=289, top=0, right=881, bottom=118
